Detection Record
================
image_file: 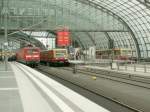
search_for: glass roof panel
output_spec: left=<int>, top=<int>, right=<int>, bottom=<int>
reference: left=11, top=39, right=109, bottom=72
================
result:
left=1, top=0, right=150, bottom=57
left=89, top=0, right=150, bottom=57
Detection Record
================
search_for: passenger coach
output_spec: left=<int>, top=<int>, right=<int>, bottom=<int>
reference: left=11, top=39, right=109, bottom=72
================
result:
left=40, top=49, right=69, bottom=66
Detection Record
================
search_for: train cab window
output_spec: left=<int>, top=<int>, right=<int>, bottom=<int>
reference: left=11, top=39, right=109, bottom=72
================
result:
left=114, top=50, right=121, bottom=55
left=122, top=50, right=127, bottom=55
left=56, top=53, right=65, bottom=58
left=55, top=50, right=66, bottom=58
left=27, top=49, right=39, bottom=54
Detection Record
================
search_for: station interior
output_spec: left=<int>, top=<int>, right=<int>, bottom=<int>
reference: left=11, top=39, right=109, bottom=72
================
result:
left=1, top=0, right=150, bottom=112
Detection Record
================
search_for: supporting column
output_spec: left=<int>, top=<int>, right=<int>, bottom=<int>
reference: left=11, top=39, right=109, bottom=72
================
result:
left=3, top=1, right=8, bottom=71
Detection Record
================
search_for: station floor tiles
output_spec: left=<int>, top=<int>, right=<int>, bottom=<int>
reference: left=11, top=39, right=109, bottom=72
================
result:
left=0, top=62, right=23, bottom=112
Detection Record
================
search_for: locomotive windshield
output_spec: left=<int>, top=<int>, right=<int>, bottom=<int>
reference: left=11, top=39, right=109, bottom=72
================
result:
left=55, top=50, right=66, bottom=58
left=27, top=49, right=39, bottom=54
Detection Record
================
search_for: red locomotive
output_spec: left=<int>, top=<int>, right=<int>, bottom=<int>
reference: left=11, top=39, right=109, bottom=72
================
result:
left=16, top=46, right=40, bottom=67
left=40, top=49, right=69, bottom=66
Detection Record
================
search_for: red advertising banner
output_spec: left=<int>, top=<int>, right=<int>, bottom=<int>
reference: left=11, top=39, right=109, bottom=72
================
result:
left=57, top=31, right=71, bottom=46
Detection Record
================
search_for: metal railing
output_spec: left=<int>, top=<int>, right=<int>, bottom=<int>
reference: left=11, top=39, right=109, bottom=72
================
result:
left=70, top=59, right=150, bottom=74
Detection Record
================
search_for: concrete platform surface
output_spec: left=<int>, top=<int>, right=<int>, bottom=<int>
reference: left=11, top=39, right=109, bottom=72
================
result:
left=0, top=62, right=23, bottom=112
left=69, top=60, right=150, bottom=77
left=83, top=65, right=150, bottom=77
left=0, top=62, right=110, bottom=112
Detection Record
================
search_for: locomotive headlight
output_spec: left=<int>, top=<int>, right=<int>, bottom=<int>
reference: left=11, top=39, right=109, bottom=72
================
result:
left=26, top=55, right=31, bottom=58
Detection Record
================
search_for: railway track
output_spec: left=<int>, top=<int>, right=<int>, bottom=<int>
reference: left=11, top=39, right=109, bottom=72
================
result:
left=60, top=66, right=150, bottom=90
left=15, top=63, right=111, bottom=112
left=37, top=65, right=145, bottom=112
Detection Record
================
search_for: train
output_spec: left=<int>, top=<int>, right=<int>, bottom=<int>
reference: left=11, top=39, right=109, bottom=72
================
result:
left=96, top=48, right=133, bottom=60
left=113, top=48, right=133, bottom=60
left=16, top=46, right=40, bottom=67
left=40, top=48, right=69, bottom=66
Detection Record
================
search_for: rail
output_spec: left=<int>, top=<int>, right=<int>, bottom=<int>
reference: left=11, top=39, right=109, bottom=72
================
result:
left=37, top=65, right=144, bottom=112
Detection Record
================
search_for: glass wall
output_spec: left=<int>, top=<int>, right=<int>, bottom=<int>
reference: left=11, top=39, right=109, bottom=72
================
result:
left=2, top=0, right=150, bottom=58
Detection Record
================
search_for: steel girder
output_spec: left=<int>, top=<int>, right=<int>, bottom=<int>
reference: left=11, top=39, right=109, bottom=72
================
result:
left=75, top=0, right=140, bottom=58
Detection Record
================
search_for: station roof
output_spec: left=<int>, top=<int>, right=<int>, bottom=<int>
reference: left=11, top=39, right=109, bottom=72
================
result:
left=0, top=0, right=150, bottom=58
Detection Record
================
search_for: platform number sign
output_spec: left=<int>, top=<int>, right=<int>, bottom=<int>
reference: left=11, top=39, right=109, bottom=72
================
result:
left=56, top=31, right=71, bottom=47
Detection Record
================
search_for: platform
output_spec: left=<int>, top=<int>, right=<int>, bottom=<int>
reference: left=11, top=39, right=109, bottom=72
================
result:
left=69, top=60, right=150, bottom=77
left=0, top=62, right=110, bottom=112
left=0, top=62, right=23, bottom=112
left=82, top=64, right=150, bottom=77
